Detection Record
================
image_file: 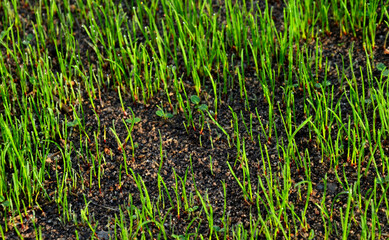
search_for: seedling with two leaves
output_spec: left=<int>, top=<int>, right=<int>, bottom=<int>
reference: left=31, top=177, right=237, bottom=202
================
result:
left=376, top=62, right=389, bottom=77
left=156, top=105, right=174, bottom=120
left=0, top=196, right=10, bottom=209
left=190, top=95, right=208, bottom=134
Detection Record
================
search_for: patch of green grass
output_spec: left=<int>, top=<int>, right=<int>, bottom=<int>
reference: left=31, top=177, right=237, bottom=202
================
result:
left=0, top=0, right=389, bottom=239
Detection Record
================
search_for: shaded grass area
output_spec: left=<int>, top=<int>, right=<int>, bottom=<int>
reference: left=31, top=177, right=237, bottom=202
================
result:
left=1, top=0, right=389, bottom=239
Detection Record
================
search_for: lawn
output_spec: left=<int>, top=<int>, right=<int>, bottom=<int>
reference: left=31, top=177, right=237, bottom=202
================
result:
left=1, top=0, right=389, bottom=239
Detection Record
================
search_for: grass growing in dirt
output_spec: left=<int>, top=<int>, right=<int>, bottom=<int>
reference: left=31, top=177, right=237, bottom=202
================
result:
left=1, top=0, right=389, bottom=239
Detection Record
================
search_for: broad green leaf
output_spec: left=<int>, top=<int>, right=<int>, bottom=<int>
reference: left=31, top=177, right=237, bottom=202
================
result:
left=190, top=95, right=200, bottom=104
left=67, top=119, right=80, bottom=127
left=156, top=110, right=164, bottom=117
left=22, top=33, right=34, bottom=45
left=188, top=206, right=199, bottom=212
left=322, top=80, right=331, bottom=87
left=377, top=175, right=389, bottom=184
left=172, top=235, right=185, bottom=240
left=213, top=226, right=221, bottom=232
left=198, top=104, right=208, bottom=111
left=0, top=198, right=10, bottom=207
left=0, top=31, right=6, bottom=41
left=377, top=62, right=386, bottom=71
left=125, top=117, right=141, bottom=124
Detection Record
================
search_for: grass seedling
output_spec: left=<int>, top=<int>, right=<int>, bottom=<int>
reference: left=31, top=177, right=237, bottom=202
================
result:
left=117, top=85, right=127, bottom=115
left=240, top=110, right=254, bottom=143
left=177, top=167, right=190, bottom=213
left=158, top=174, right=174, bottom=210
left=196, top=189, right=216, bottom=238
left=229, top=106, right=241, bottom=160
left=204, top=67, right=218, bottom=120
left=207, top=110, right=231, bottom=147
left=158, top=130, right=164, bottom=175
left=227, top=162, right=251, bottom=204
left=172, top=168, right=182, bottom=220
left=255, top=107, right=269, bottom=144
left=123, top=107, right=140, bottom=161
left=209, top=156, right=214, bottom=176
left=71, top=105, right=91, bottom=143
left=129, top=168, right=154, bottom=220
left=110, top=120, right=128, bottom=175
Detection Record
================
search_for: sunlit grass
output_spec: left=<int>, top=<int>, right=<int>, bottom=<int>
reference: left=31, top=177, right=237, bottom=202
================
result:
left=0, top=0, right=389, bottom=239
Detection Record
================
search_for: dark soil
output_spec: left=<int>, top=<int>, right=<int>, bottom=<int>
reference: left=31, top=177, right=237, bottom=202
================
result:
left=1, top=0, right=389, bottom=239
